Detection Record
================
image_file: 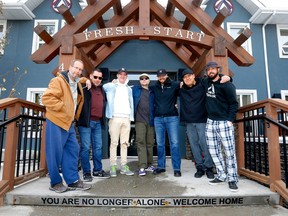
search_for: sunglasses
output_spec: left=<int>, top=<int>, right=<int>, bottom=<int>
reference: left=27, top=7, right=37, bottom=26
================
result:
left=93, top=76, right=103, bottom=80
left=140, top=77, right=149, bottom=80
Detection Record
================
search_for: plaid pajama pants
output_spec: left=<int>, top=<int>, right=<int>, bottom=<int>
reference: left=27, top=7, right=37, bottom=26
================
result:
left=205, top=118, right=238, bottom=182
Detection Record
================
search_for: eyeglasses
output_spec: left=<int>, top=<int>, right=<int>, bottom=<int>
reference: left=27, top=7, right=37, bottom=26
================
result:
left=72, top=66, right=83, bottom=72
left=140, top=77, right=149, bottom=80
left=93, top=76, right=103, bottom=80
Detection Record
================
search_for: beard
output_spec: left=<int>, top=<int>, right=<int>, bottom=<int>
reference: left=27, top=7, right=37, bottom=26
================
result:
left=208, top=71, right=219, bottom=80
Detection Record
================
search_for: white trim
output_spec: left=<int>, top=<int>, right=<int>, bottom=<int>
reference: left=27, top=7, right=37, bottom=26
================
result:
left=281, top=90, right=288, bottom=101
left=31, top=19, right=59, bottom=54
left=0, top=20, right=7, bottom=55
left=236, top=89, right=258, bottom=107
left=227, top=22, right=253, bottom=55
left=26, top=87, right=46, bottom=104
left=276, top=24, right=288, bottom=58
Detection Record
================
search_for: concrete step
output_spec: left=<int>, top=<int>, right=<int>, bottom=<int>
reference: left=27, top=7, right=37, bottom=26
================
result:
left=4, top=158, right=281, bottom=209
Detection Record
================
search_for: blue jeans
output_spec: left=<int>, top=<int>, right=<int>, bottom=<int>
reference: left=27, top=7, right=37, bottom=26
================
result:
left=78, top=120, right=103, bottom=174
left=154, top=116, right=181, bottom=171
left=186, top=123, right=213, bottom=170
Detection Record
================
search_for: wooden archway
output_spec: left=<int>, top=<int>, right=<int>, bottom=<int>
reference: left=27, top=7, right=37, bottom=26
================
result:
left=31, top=0, right=254, bottom=76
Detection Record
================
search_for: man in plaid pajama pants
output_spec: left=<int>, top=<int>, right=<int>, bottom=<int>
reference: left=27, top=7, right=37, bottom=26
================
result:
left=203, top=61, right=239, bottom=192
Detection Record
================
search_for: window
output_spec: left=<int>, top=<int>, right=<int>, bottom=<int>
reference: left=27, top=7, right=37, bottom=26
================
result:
left=26, top=88, right=46, bottom=105
left=32, top=20, right=58, bottom=53
left=277, top=25, right=288, bottom=58
left=0, top=20, right=7, bottom=55
left=281, top=90, right=288, bottom=101
left=236, top=89, right=257, bottom=107
left=227, top=22, right=252, bottom=55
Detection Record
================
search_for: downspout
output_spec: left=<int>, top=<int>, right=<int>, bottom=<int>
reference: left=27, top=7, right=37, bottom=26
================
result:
left=262, top=10, right=276, bottom=98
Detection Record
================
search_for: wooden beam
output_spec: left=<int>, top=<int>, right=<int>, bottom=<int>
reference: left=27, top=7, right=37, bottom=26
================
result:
left=31, top=0, right=119, bottom=64
left=182, top=18, right=192, bottom=30
left=212, top=7, right=230, bottom=27
left=58, top=4, right=75, bottom=24
left=86, top=0, right=96, bottom=5
left=33, top=25, right=53, bottom=44
left=113, top=0, right=123, bottom=15
left=139, top=0, right=150, bottom=27
left=192, top=0, right=203, bottom=7
left=61, top=35, right=74, bottom=54
left=234, top=27, right=253, bottom=47
left=166, top=1, right=175, bottom=16
left=214, top=36, right=226, bottom=56
left=95, top=16, right=106, bottom=29
left=169, top=0, right=255, bottom=66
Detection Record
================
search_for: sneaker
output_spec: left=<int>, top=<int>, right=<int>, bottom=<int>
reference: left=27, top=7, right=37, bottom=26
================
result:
left=139, top=168, right=146, bottom=176
left=209, top=178, right=225, bottom=185
left=206, top=168, right=215, bottom=179
left=174, top=171, right=182, bottom=177
left=153, top=168, right=166, bottom=175
left=93, top=170, right=110, bottom=179
left=83, top=173, right=93, bottom=182
left=228, top=181, right=239, bottom=192
left=120, top=164, right=134, bottom=176
left=145, top=166, right=156, bottom=172
left=110, top=165, right=117, bottom=177
left=49, top=182, right=68, bottom=193
left=68, top=179, right=91, bottom=191
left=194, top=169, right=205, bottom=178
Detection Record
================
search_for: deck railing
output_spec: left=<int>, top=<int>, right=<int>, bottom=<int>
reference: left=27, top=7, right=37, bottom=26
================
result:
left=0, top=98, right=47, bottom=205
left=236, top=98, right=288, bottom=203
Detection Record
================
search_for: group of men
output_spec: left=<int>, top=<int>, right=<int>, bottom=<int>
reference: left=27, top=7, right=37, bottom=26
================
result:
left=42, top=59, right=239, bottom=194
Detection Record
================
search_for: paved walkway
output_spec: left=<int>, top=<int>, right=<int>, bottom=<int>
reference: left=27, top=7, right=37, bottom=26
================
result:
left=1, top=157, right=288, bottom=215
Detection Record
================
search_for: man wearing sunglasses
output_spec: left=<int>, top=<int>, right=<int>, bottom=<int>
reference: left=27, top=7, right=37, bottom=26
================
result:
left=132, top=73, right=155, bottom=176
left=77, top=68, right=110, bottom=182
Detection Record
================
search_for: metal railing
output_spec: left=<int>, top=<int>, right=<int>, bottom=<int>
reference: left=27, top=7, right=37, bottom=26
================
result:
left=236, top=98, right=288, bottom=202
left=0, top=98, right=47, bottom=205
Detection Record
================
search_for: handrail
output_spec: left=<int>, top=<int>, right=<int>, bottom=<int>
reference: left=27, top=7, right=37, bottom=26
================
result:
left=0, top=98, right=47, bottom=205
left=236, top=98, right=288, bottom=202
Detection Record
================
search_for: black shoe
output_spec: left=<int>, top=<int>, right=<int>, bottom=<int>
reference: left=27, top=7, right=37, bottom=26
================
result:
left=83, top=173, right=93, bottom=182
left=174, top=171, right=182, bottom=177
left=68, top=179, right=91, bottom=191
left=93, top=170, right=110, bottom=179
left=209, top=178, right=225, bottom=185
left=194, top=169, right=205, bottom=178
left=153, top=168, right=166, bottom=175
left=205, top=168, right=214, bottom=179
left=228, top=181, right=238, bottom=192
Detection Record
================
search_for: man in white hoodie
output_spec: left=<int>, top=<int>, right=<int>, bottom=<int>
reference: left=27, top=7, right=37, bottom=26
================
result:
left=103, top=68, right=134, bottom=177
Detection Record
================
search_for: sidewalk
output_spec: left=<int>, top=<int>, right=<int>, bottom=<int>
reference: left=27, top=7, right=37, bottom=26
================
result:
left=1, top=157, right=288, bottom=215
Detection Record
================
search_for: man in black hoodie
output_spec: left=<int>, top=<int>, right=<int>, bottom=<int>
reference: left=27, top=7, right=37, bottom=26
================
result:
left=150, top=69, right=181, bottom=177
left=203, top=61, right=239, bottom=192
left=179, top=69, right=214, bottom=179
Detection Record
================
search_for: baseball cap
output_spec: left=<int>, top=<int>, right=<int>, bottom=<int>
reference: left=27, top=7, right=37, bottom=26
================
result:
left=205, top=61, right=221, bottom=70
left=139, top=73, right=150, bottom=79
left=157, top=69, right=167, bottom=76
left=118, top=67, right=127, bottom=74
left=181, top=69, right=193, bottom=78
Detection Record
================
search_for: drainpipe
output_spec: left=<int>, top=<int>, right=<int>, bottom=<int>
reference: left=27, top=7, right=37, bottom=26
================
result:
left=262, top=10, right=276, bottom=98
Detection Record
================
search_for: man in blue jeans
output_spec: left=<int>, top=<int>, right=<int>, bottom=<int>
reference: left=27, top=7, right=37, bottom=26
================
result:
left=150, top=69, right=181, bottom=177
left=77, top=68, right=110, bottom=182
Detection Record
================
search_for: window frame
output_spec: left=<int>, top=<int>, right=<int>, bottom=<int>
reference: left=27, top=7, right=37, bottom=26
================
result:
left=277, top=24, right=288, bottom=58
left=281, top=90, right=288, bottom=101
left=236, top=89, right=257, bottom=107
left=32, top=19, right=59, bottom=54
left=227, top=22, right=253, bottom=55
left=0, top=20, right=7, bottom=55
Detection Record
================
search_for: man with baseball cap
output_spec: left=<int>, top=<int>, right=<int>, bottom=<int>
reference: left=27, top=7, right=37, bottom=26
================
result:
left=132, top=73, right=155, bottom=176
left=203, top=61, right=239, bottom=192
left=179, top=68, right=214, bottom=179
left=103, top=68, right=134, bottom=177
left=150, top=69, right=182, bottom=177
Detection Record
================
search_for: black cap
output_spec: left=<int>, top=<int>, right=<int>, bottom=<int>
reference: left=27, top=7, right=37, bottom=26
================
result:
left=118, top=67, right=127, bottom=74
left=181, top=69, right=193, bottom=78
left=157, top=69, right=167, bottom=76
left=205, top=61, right=221, bottom=70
